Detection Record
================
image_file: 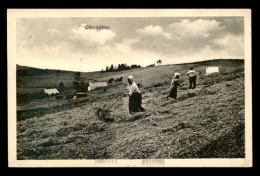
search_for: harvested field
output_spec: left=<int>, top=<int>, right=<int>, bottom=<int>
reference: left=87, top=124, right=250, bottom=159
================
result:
left=17, top=64, right=245, bottom=159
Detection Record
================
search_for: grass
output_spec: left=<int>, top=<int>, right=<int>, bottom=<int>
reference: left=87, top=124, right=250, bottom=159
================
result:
left=16, top=59, right=243, bottom=110
left=17, top=59, right=243, bottom=92
left=16, top=59, right=245, bottom=159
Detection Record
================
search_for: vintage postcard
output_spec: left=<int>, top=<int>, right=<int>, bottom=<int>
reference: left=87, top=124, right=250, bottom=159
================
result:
left=8, top=9, right=252, bottom=167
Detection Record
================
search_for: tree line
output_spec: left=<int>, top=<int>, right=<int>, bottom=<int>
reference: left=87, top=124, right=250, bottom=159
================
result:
left=102, top=63, right=141, bottom=72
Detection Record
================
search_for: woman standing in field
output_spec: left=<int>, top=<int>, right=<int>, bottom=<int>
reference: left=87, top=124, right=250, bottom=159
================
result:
left=125, top=75, right=145, bottom=114
left=167, top=73, right=182, bottom=100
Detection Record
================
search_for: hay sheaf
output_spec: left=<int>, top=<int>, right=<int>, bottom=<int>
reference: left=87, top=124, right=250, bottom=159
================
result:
left=85, top=122, right=107, bottom=134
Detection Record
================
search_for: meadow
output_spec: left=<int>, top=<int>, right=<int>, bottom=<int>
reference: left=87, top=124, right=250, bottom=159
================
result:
left=16, top=59, right=245, bottom=159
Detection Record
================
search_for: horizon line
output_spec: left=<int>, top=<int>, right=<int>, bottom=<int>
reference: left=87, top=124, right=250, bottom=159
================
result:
left=16, top=58, right=244, bottom=73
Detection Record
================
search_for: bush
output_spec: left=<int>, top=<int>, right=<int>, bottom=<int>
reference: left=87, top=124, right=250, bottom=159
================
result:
left=58, top=82, right=65, bottom=94
left=73, top=81, right=89, bottom=92
left=56, top=95, right=64, bottom=99
left=65, top=94, right=75, bottom=99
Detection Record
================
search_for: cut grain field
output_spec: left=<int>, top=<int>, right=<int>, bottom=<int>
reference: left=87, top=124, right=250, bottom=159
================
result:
left=16, top=59, right=245, bottom=159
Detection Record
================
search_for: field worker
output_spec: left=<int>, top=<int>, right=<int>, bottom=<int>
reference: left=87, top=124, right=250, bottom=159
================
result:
left=167, top=73, right=182, bottom=100
left=186, top=67, right=197, bottom=89
left=125, top=75, right=145, bottom=114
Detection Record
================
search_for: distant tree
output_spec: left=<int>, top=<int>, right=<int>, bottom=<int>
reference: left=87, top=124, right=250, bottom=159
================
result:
left=73, top=81, right=88, bottom=93
left=39, top=89, right=47, bottom=99
left=58, top=82, right=65, bottom=94
left=73, top=72, right=88, bottom=92
left=73, top=81, right=79, bottom=92
left=109, top=64, right=114, bottom=72
left=131, top=64, right=141, bottom=69
left=73, top=81, right=78, bottom=86
left=79, top=81, right=88, bottom=92
left=110, top=63, right=138, bottom=72
left=106, top=66, right=109, bottom=72
left=157, top=59, right=162, bottom=66
left=120, top=64, right=126, bottom=70
left=74, top=72, right=81, bottom=81
left=56, top=69, right=60, bottom=74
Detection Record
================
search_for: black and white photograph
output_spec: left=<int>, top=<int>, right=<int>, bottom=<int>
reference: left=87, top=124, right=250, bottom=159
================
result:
left=8, top=9, right=252, bottom=167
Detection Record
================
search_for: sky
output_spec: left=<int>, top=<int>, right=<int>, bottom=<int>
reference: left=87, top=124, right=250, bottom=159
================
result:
left=16, top=17, right=244, bottom=72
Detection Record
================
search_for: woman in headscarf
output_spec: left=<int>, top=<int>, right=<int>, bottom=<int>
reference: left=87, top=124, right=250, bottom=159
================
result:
left=167, top=73, right=182, bottom=100
left=125, top=75, right=145, bottom=114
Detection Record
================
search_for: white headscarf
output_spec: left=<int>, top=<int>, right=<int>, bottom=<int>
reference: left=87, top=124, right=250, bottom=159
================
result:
left=128, top=75, right=134, bottom=83
left=173, top=73, right=180, bottom=78
left=127, top=75, right=140, bottom=95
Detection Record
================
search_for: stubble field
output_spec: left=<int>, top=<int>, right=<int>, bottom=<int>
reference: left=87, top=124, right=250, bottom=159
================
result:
left=16, top=59, right=245, bottom=159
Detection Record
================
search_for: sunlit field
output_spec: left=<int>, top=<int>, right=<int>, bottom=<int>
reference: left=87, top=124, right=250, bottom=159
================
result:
left=16, top=59, right=245, bottom=159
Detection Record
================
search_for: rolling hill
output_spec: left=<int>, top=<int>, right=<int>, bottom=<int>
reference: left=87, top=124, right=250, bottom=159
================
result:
left=16, top=59, right=245, bottom=159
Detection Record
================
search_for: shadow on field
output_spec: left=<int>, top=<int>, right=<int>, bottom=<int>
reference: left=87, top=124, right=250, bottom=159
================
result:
left=126, top=112, right=152, bottom=122
left=195, top=123, right=245, bottom=158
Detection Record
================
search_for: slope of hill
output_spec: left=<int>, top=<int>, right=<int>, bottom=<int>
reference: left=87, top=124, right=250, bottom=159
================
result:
left=174, top=59, right=244, bottom=67
left=17, top=59, right=244, bottom=91
left=17, top=59, right=244, bottom=87
left=16, top=59, right=244, bottom=110
left=16, top=59, right=245, bottom=159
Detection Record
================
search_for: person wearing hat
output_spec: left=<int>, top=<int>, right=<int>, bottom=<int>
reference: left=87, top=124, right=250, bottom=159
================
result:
left=167, top=73, right=182, bottom=100
left=124, top=75, right=145, bottom=114
left=186, top=67, right=197, bottom=89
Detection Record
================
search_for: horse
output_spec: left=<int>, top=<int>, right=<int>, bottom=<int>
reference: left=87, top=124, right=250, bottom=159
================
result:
left=114, top=76, right=123, bottom=82
left=107, top=78, right=114, bottom=86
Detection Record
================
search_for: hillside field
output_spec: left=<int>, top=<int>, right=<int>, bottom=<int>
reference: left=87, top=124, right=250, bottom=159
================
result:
left=16, top=59, right=245, bottom=159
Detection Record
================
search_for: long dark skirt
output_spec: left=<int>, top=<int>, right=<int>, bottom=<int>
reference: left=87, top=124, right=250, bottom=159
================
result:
left=129, top=92, right=144, bottom=113
left=168, top=87, right=177, bottom=99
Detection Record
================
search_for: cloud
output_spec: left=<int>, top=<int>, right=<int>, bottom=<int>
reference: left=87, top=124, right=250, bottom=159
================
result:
left=47, top=29, right=60, bottom=33
left=82, top=38, right=160, bottom=69
left=70, top=24, right=116, bottom=45
left=137, top=25, right=172, bottom=39
left=168, top=19, right=225, bottom=39
left=210, top=33, right=243, bottom=48
left=210, top=33, right=244, bottom=57
left=133, top=19, right=226, bottom=55
left=16, top=18, right=244, bottom=72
